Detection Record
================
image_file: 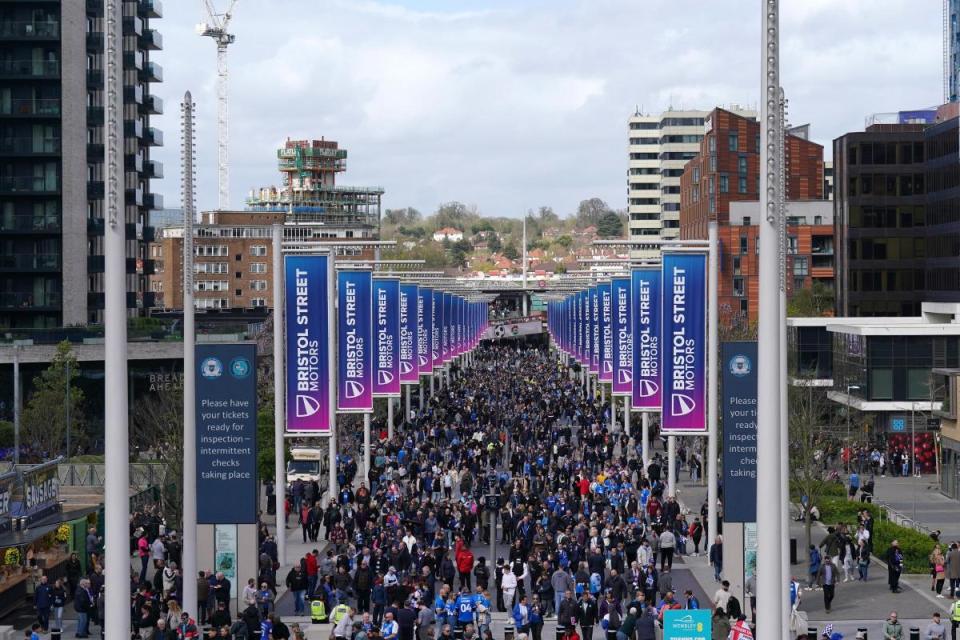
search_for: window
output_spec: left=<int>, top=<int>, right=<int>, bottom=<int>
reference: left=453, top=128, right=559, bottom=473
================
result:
left=196, top=245, right=228, bottom=257
left=250, top=280, right=268, bottom=291
left=870, top=368, right=893, bottom=400
left=251, top=298, right=267, bottom=308
left=739, top=236, right=748, bottom=254
left=150, top=281, right=162, bottom=292
left=709, top=196, right=716, bottom=214
left=719, top=174, right=729, bottom=193
left=250, top=245, right=267, bottom=256
left=692, top=167, right=700, bottom=183
left=708, top=136, right=716, bottom=153
left=708, top=176, right=715, bottom=195
left=907, top=369, right=929, bottom=400
left=709, top=156, right=717, bottom=172
left=732, top=256, right=741, bottom=274
left=195, top=298, right=229, bottom=309
left=742, top=216, right=751, bottom=226
left=728, top=132, right=738, bottom=151
left=788, top=235, right=799, bottom=254
left=733, top=277, right=745, bottom=297
left=738, top=176, right=747, bottom=193
left=250, top=263, right=267, bottom=274
left=235, top=254, right=242, bottom=261
left=738, top=156, right=748, bottom=174
left=793, top=277, right=806, bottom=290
left=195, top=262, right=228, bottom=274
left=792, top=255, right=808, bottom=275
left=755, top=134, right=761, bottom=153
left=195, top=280, right=228, bottom=292
left=739, top=299, right=748, bottom=315
left=814, top=215, right=823, bottom=225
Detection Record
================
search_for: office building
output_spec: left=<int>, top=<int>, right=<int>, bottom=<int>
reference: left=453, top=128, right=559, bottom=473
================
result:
left=679, top=107, right=824, bottom=240
left=627, top=107, right=758, bottom=257
left=833, top=106, right=957, bottom=317
left=0, top=0, right=163, bottom=328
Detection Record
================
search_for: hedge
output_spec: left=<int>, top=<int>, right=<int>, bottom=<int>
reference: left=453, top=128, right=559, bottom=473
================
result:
left=816, top=497, right=937, bottom=574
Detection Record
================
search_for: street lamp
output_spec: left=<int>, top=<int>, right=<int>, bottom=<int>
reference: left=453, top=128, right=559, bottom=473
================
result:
left=846, top=384, right=860, bottom=473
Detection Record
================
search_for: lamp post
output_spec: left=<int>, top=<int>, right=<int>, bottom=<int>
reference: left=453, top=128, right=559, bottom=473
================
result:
left=846, top=384, right=860, bottom=472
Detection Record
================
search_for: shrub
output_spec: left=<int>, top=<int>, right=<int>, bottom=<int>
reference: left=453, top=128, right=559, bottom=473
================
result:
left=817, top=497, right=936, bottom=574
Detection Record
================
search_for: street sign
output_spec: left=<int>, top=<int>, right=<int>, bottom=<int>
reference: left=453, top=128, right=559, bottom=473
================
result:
left=928, top=418, right=941, bottom=429
left=891, top=418, right=906, bottom=432
left=484, top=494, right=500, bottom=510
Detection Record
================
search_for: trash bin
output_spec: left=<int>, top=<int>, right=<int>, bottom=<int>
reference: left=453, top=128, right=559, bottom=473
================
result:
left=910, top=628, right=920, bottom=640
left=555, top=625, right=566, bottom=640
left=856, top=628, right=868, bottom=640
left=807, top=628, right=818, bottom=640
left=504, top=623, right=515, bottom=640
left=50, top=629, right=61, bottom=640
left=790, top=537, right=798, bottom=565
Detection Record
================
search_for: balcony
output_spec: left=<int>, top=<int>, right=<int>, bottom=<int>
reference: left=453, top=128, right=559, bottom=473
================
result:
left=122, top=16, right=143, bottom=37
left=0, top=137, right=61, bottom=155
left=87, top=181, right=104, bottom=200
left=145, top=159, right=163, bottom=179
left=124, top=85, right=143, bottom=104
left=0, top=98, right=60, bottom=117
left=86, top=143, right=104, bottom=160
left=810, top=266, right=834, bottom=279
left=138, top=0, right=163, bottom=19
left=0, top=176, right=59, bottom=193
left=124, top=152, right=143, bottom=173
left=145, top=127, right=162, bottom=147
left=86, top=32, right=103, bottom=52
left=125, top=187, right=143, bottom=207
left=0, top=215, right=60, bottom=234
left=139, top=28, right=162, bottom=50
left=142, top=259, right=156, bottom=275
left=0, top=21, right=59, bottom=39
left=87, top=105, right=104, bottom=125
left=84, top=219, right=138, bottom=239
left=0, top=59, right=59, bottom=79
left=0, top=292, right=61, bottom=309
left=123, top=51, right=144, bottom=71
left=145, top=192, right=163, bottom=209
left=124, top=119, right=144, bottom=139
left=85, top=291, right=138, bottom=310
left=86, top=69, right=102, bottom=86
left=142, top=225, right=155, bottom=243
left=139, top=61, right=162, bottom=83
left=0, top=253, right=60, bottom=271
left=141, top=94, right=163, bottom=115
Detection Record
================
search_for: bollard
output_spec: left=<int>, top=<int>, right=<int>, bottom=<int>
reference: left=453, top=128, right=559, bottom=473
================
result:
left=50, top=629, right=61, bottom=640
left=454, top=627, right=464, bottom=640
left=504, top=623, right=516, bottom=640
left=807, top=628, right=818, bottom=640
left=856, top=628, right=867, bottom=640
left=909, top=628, right=920, bottom=640
left=555, top=625, right=566, bottom=640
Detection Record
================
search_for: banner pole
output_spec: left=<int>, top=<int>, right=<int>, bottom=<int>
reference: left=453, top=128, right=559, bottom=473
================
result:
left=642, top=412, right=650, bottom=468
left=363, top=413, right=371, bottom=479
left=271, top=225, right=285, bottom=567
left=667, top=435, right=677, bottom=498
left=707, top=222, right=720, bottom=546
left=387, top=397, right=394, bottom=440
left=327, top=254, right=337, bottom=501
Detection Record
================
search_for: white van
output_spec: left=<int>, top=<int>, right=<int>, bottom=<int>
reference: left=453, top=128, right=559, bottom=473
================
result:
left=286, top=447, right=323, bottom=486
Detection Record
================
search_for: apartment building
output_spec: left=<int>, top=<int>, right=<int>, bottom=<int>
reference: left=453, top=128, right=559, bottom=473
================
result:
left=0, top=0, right=163, bottom=328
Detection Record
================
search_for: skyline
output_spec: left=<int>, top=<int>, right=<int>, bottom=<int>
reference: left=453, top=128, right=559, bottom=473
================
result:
left=152, top=0, right=941, bottom=218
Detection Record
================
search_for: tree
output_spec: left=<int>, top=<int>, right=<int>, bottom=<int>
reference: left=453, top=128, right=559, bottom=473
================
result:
left=383, top=207, right=422, bottom=226
left=502, top=244, right=520, bottom=261
left=788, top=281, right=835, bottom=317
left=131, top=387, right=182, bottom=525
left=576, top=198, right=611, bottom=228
left=537, top=206, right=560, bottom=226
left=21, top=341, right=85, bottom=459
left=596, top=211, right=624, bottom=238
left=789, top=381, right=835, bottom=552
left=555, top=235, right=573, bottom=249
left=470, top=220, right=495, bottom=235
left=432, top=201, right=479, bottom=232
left=487, top=234, right=502, bottom=253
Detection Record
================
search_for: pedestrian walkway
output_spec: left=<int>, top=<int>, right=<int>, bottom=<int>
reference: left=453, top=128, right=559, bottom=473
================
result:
left=863, top=474, right=960, bottom=541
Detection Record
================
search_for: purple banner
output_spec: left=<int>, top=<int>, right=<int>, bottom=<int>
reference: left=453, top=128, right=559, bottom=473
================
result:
left=337, top=270, right=373, bottom=412
left=612, top=277, right=632, bottom=396
left=284, top=255, right=330, bottom=434
left=400, top=283, right=419, bottom=384
left=632, top=268, right=661, bottom=410
left=661, top=253, right=707, bottom=433
left=372, top=278, right=401, bottom=398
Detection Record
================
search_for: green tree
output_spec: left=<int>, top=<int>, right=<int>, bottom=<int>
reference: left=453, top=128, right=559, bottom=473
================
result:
left=789, top=382, right=835, bottom=551
left=383, top=207, right=422, bottom=226
left=555, top=235, right=573, bottom=249
left=596, top=211, right=624, bottom=238
left=788, top=281, right=835, bottom=317
left=502, top=244, right=520, bottom=261
left=21, top=341, right=84, bottom=458
left=131, top=386, right=183, bottom=525
left=487, top=234, right=502, bottom=253
left=576, top=198, right=611, bottom=228
left=471, top=220, right=495, bottom=235
left=537, top=206, right=560, bottom=226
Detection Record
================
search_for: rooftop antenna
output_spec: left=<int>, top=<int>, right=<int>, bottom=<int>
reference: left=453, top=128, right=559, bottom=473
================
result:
left=197, top=0, right=238, bottom=210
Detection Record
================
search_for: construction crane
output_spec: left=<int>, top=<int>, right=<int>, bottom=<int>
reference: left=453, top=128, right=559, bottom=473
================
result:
left=196, top=0, right=237, bottom=210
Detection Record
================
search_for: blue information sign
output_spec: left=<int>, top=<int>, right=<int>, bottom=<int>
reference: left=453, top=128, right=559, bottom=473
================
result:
left=663, top=610, right=711, bottom=640
left=196, top=343, right=258, bottom=524
left=722, top=341, right=758, bottom=523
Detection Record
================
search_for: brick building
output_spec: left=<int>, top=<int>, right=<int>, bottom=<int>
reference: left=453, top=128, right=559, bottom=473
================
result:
left=717, top=201, right=834, bottom=326
left=679, top=108, right=824, bottom=240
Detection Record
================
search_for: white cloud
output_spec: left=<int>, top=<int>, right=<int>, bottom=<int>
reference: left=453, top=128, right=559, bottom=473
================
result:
left=149, top=0, right=942, bottom=217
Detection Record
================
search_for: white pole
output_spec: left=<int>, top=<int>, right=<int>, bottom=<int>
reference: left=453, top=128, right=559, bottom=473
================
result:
left=600, top=380, right=605, bottom=405
left=387, top=397, right=394, bottom=440
left=522, top=218, right=528, bottom=316
left=327, top=254, right=337, bottom=501
left=12, top=348, right=19, bottom=466
left=429, top=373, right=435, bottom=397
left=707, top=222, right=720, bottom=546
left=181, top=93, right=198, bottom=615
left=271, top=225, right=286, bottom=566
left=610, top=392, right=616, bottom=433
left=777, top=88, right=791, bottom=631
left=641, top=412, right=650, bottom=469
left=363, top=413, right=371, bottom=479
left=104, top=0, right=131, bottom=633
left=667, top=436, right=677, bottom=498
left=419, top=383, right=424, bottom=411
left=405, top=385, right=411, bottom=422
left=757, top=0, right=785, bottom=635
left=624, top=397, right=631, bottom=438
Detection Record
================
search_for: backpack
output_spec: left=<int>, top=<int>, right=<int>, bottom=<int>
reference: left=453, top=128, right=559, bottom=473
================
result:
left=726, top=595, right=742, bottom=619
left=474, top=564, right=489, bottom=583
left=606, top=608, right=621, bottom=630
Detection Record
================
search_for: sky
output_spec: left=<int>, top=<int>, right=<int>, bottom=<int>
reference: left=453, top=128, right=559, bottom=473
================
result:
left=150, top=0, right=942, bottom=219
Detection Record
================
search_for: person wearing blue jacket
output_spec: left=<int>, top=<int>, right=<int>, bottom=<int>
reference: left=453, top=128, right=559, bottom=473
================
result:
left=34, top=575, right=52, bottom=632
left=454, top=587, right=475, bottom=628
left=513, top=594, right=532, bottom=634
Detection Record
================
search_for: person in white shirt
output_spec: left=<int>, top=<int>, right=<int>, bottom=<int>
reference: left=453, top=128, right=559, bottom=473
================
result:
left=403, top=531, right=418, bottom=554
left=713, top=580, right=732, bottom=612
left=501, top=566, right=518, bottom=610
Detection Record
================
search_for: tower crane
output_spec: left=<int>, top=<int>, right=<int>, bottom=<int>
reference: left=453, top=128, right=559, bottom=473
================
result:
left=196, top=0, right=237, bottom=210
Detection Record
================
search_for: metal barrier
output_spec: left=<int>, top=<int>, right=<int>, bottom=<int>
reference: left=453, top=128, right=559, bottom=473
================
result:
left=57, top=463, right=169, bottom=488
left=875, top=501, right=934, bottom=537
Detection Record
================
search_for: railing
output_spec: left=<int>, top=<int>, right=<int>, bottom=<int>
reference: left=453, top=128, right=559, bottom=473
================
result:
left=0, top=253, right=60, bottom=270
left=875, top=501, right=934, bottom=536
left=0, top=137, right=61, bottom=154
left=0, top=21, right=59, bottom=38
left=0, top=99, right=60, bottom=116
left=0, top=59, right=59, bottom=77
left=0, top=292, right=61, bottom=308
left=58, top=463, right=169, bottom=488
left=0, top=215, right=60, bottom=233
left=0, top=176, right=59, bottom=192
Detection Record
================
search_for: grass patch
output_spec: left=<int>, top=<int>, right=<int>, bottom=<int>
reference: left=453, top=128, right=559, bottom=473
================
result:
left=817, top=497, right=936, bottom=574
